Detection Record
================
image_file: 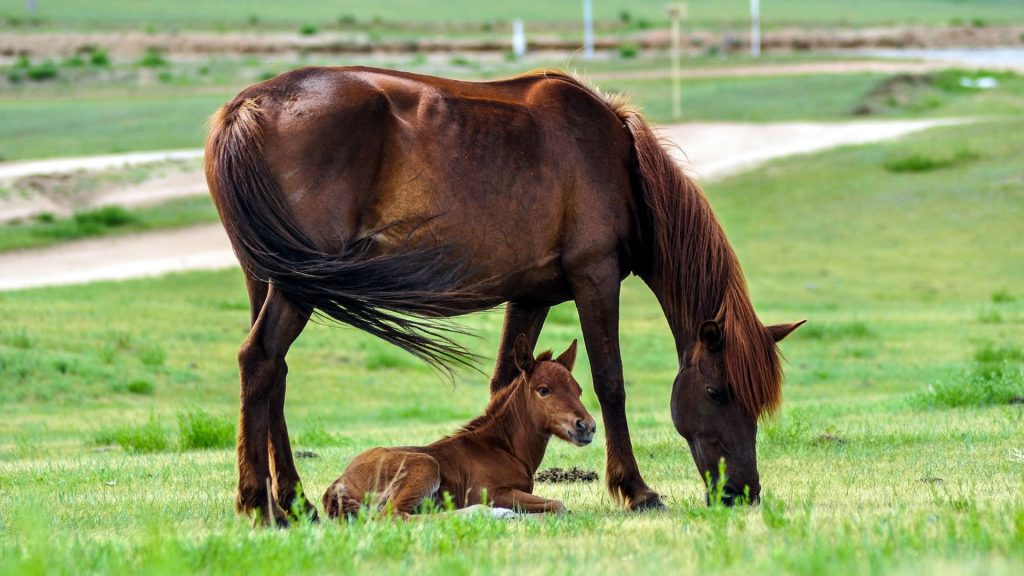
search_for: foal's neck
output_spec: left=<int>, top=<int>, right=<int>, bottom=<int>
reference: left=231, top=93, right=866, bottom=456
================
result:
left=473, top=378, right=550, bottom=476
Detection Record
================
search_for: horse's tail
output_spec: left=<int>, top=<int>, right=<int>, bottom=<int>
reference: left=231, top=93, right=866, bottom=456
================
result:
left=617, top=105, right=733, bottom=324
left=205, top=96, right=479, bottom=372
left=322, top=483, right=362, bottom=520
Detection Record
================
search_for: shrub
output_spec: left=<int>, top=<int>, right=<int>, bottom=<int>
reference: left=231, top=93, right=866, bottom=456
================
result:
left=299, top=24, right=318, bottom=36
left=178, top=408, right=235, bottom=450
left=72, top=206, right=139, bottom=233
left=88, top=48, right=110, bottom=67
left=25, top=61, right=58, bottom=81
left=62, top=55, right=85, bottom=68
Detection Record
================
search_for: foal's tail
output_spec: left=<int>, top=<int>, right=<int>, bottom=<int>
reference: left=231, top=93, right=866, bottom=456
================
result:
left=205, top=96, right=480, bottom=372
left=322, top=483, right=363, bottom=520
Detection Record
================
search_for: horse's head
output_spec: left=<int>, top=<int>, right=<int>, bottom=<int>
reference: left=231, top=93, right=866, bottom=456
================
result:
left=513, top=335, right=596, bottom=447
left=671, top=319, right=804, bottom=506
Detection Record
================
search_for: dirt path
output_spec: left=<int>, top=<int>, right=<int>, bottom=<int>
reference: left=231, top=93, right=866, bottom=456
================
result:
left=0, top=118, right=964, bottom=291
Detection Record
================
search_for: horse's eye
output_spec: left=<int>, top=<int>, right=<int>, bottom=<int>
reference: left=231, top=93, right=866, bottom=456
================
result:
left=537, top=387, right=550, bottom=397
left=705, top=387, right=726, bottom=404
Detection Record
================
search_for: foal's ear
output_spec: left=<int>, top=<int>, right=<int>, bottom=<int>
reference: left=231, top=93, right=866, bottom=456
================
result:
left=699, top=320, right=724, bottom=351
left=555, top=339, right=578, bottom=372
left=767, top=320, right=806, bottom=343
left=513, top=334, right=535, bottom=374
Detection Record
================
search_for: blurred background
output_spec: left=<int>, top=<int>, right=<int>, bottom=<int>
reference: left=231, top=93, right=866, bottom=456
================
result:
left=0, top=3, right=1022, bottom=572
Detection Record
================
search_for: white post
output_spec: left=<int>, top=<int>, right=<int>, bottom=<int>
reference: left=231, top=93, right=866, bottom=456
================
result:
left=582, top=0, right=594, bottom=60
left=512, top=19, right=526, bottom=59
left=666, top=3, right=686, bottom=119
left=750, top=0, right=761, bottom=57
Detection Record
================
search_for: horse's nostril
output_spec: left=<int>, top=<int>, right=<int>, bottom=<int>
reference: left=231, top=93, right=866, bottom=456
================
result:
left=575, top=419, right=587, bottom=432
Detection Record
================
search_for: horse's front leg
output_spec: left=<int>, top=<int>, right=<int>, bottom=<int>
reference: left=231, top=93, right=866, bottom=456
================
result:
left=570, top=264, right=666, bottom=511
left=237, top=285, right=309, bottom=527
left=488, top=302, right=550, bottom=394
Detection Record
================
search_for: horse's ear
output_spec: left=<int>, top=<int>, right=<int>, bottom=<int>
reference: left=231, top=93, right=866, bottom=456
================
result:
left=555, top=339, right=578, bottom=372
left=513, top=334, right=535, bottom=374
left=767, top=320, right=806, bottom=343
left=699, top=320, right=723, bottom=351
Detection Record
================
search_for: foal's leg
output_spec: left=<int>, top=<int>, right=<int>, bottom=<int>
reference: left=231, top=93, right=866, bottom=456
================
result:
left=489, top=302, right=549, bottom=394
left=569, top=263, right=665, bottom=511
left=372, top=451, right=441, bottom=518
left=491, top=488, right=565, bottom=514
left=237, top=284, right=309, bottom=527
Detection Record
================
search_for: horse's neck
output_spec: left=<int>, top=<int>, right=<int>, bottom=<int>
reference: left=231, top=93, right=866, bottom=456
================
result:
left=643, top=275, right=698, bottom=364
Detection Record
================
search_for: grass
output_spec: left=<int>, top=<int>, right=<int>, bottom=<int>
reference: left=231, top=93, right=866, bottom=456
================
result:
left=0, top=114, right=1022, bottom=573
left=0, top=196, right=219, bottom=252
left=4, top=0, right=1023, bottom=30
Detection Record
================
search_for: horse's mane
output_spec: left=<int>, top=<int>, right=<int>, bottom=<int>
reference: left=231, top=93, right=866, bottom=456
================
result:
left=449, top=350, right=554, bottom=437
left=521, top=70, right=782, bottom=417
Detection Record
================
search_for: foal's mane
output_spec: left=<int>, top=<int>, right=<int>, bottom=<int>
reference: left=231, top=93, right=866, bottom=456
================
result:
left=520, top=70, right=783, bottom=418
left=450, top=350, right=554, bottom=437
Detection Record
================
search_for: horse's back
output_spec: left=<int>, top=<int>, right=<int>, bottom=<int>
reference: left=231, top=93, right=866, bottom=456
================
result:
left=231, top=66, right=639, bottom=300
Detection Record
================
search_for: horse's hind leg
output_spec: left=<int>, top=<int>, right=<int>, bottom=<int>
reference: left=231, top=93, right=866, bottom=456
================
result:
left=489, top=302, right=550, bottom=394
left=237, top=283, right=310, bottom=527
left=243, top=274, right=317, bottom=521
left=569, top=262, right=665, bottom=512
left=268, top=368, right=318, bottom=521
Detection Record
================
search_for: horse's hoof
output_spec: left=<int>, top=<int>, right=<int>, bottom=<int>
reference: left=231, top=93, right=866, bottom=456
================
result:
left=629, top=493, right=667, bottom=512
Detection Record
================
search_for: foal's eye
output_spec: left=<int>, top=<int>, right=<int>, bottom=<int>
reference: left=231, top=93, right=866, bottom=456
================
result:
left=705, top=387, right=726, bottom=404
left=537, top=387, right=550, bottom=397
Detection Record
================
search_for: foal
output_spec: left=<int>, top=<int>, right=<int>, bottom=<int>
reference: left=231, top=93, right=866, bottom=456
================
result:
left=323, top=336, right=596, bottom=518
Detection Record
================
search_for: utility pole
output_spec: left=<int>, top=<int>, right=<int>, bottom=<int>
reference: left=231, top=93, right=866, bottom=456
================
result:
left=666, top=3, right=687, bottom=119
left=750, top=0, right=761, bottom=57
left=582, top=0, right=594, bottom=60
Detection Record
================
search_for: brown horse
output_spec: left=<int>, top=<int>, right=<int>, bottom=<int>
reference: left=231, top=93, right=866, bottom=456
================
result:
left=205, top=66, right=803, bottom=526
left=322, top=336, right=593, bottom=519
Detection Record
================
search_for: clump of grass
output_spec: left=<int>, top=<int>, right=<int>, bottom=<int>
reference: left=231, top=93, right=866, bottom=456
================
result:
left=978, top=308, right=1003, bottom=324
left=138, top=48, right=168, bottom=67
left=295, top=419, right=345, bottom=448
left=25, top=60, right=58, bottom=81
left=177, top=408, right=234, bottom=450
left=884, top=148, right=979, bottom=173
left=126, top=379, right=155, bottom=395
left=795, top=321, right=873, bottom=341
left=299, top=23, right=318, bottom=36
left=915, top=344, right=1024, bottom=408
left=138, top=344, right=166, bottom=367
left=619, top=43, right=638, bottom=59
left=94, top=415, right=170, bottom=453
left=67, top=206, right=140, bottom=236
left=992, top=290, right=1015, bottom=303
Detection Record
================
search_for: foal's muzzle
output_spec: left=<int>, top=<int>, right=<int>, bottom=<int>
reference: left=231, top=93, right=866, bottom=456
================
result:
left=570, top=418, right=597, bottom=446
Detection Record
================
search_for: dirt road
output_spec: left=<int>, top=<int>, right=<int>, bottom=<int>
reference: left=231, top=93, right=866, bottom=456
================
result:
left=0, top=118, right=964, bottom=291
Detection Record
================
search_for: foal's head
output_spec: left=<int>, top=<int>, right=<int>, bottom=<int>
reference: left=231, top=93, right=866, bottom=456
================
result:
left=512, top=335, right=596, bottom=446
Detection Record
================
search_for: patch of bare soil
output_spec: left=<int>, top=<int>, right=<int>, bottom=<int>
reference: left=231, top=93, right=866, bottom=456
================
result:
left=535, top=467, right=600, bottom=484
left=2, top=25, right=1021, bottom=60
left=851, top=73, right=939, bottom=116
left=0, top=159, right=204, bottom=223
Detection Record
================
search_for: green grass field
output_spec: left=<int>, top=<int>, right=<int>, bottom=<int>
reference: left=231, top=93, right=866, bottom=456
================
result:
left=4, top=0, right=1023, bottom=30
left=1, top=117, right=1021, bottom=574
